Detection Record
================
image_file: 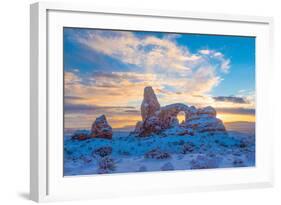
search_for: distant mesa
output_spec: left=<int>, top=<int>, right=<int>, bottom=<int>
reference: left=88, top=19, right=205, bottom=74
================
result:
left=133, top=86, right=226, bottom=137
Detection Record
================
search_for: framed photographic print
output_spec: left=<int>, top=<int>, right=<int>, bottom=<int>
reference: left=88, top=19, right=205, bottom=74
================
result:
left=30, top=2, right=274, bottom=202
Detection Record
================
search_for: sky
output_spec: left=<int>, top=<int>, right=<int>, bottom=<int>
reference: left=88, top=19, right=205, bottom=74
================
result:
left=63, top=28, right=255, bottom=130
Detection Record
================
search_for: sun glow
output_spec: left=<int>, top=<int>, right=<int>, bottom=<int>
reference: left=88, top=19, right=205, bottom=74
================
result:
left=177, top=111, right=186, bottom=124
left=216, top=113, right=255, bottom=123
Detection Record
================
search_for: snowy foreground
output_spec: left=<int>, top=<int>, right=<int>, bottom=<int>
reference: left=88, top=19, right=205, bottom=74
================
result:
left=64, top=129, right=255, bottom=176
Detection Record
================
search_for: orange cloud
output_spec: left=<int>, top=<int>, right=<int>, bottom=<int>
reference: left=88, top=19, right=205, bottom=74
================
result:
left=64, top=69, right=255, bottom=129
left=217, top=113, right=255, bottom=123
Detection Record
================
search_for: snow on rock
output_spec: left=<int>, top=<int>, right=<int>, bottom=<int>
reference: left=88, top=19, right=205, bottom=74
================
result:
left=63, top=86, right=253, bottom=176
left=64, top=130, right=255, bottom=176
left=71, top=130, right=91, bottom=141
left=183, top=116, right=226, bottom=134
left=198, top=106, right=217, bottom=117
left=97, top=157, right=116, bottom=174
left=137, top=116, right=162, bottom=137
left=91, top=115, right=113, bottom=139
left=133, top=86, right=226, bottom=137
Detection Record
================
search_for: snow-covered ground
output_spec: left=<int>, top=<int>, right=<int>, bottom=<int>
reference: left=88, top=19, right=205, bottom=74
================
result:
left=64, top=127, right=255, bottom=176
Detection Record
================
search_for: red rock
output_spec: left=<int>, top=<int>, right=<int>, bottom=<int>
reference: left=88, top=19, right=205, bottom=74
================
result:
left=141, top=86, right=160, bottom=121
left=133, top=86, right=226, bottom=137
left=91, top=115, right=113, bottom=139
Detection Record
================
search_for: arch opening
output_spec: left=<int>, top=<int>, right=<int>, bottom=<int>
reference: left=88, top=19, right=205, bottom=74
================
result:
left=177, top=111, right=186, bottom=124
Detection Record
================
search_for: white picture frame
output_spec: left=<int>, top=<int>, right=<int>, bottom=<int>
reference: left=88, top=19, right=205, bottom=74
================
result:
left=30, top=2, right=274, bottom=202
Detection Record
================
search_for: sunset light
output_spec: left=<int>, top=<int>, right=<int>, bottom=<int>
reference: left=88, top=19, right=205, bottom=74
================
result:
left=63, top=28, right=256, bottom=176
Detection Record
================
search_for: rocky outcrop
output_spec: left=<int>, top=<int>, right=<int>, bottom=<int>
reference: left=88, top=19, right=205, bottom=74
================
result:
left=157, top=103, right=190, bottom=129
left=133, top=86, right=226, bottom=137
left=182, top=106, right=225, bottom=133
left=71, top=130, right=91, bottom=141
left=183, top=115, right=225, bottom=133
left=91, top=115, right=113, bottom=139
left=141, top=86, right=160, bottom=121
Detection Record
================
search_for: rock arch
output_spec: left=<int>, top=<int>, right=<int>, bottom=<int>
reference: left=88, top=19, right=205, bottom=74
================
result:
left=157, top=103, right=191, bottom=129
left=133, top=86, right=226, bottom=137
left=176, top=111, right=186, bottom=124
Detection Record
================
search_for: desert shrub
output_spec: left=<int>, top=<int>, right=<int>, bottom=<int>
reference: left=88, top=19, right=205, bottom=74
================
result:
left=144, top=149, right=171, bottom=160
left=81, top=156, right=92, bottom=163
left=239, top=142, right=248, bottom=148
left=190, top=155, right=220, bottom=169
left=93, top=146, right=112, bottom=157
left=233, top=158, right=244, bottom=167
left=181, top=142, right=195, bottom=154
left=161, top=162, right=174, bottom=171
left=98, top=157, right=116, bottom=174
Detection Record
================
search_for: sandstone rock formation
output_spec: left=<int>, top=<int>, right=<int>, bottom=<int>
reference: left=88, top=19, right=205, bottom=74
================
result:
left=141, top=86, right=160, bottom=120
left=157, top=103, right=190, bottom=129
left=133, top=86, right=226, bottom=137
left=91, top=115, right=113, bottom=139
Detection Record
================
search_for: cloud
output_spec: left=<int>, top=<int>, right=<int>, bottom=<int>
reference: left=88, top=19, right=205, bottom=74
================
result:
left=63, top=29, right=243, bottom=128
left=199, top=49, right=212, bottom=55
left=198, top=49, right=230, bottom=73
left=64, top=71, right=80, bottom=85
left=75, top=30, right=230, bottom=75
left=64, top=71, right=161, bottom=107
left=213, top=96, right=248, bottom=104
left=77, top=31, right=201, bottom=73
left=64, top=69, right=222, bottom=109
left=65, top=96, right=85, bottom=100
left=66, top=30, right=233, bottom=101
left=64, top=69, right=255, bottom=128
left=216, top=107, right=255, bottom=115
left=64, top=103, right=141, bottom=129
left=64, top=103, right=136, bottom=113
left=238, top=89, right=246, bottom=93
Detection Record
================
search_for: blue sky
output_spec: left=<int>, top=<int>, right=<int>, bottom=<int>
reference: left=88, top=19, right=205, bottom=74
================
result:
left=63, top=28, right=255, bottom=129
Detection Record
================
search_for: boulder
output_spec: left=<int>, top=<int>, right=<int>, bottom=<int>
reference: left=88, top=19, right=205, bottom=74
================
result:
left=91, top=115, right=113, bottom=139
left=141, top=86, right=160, bottom=121
left=133, top=116, right=162, bottom=137
left=71, top=130, right=90, bottom=141
left=184, top=115, right=226, bottom=133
